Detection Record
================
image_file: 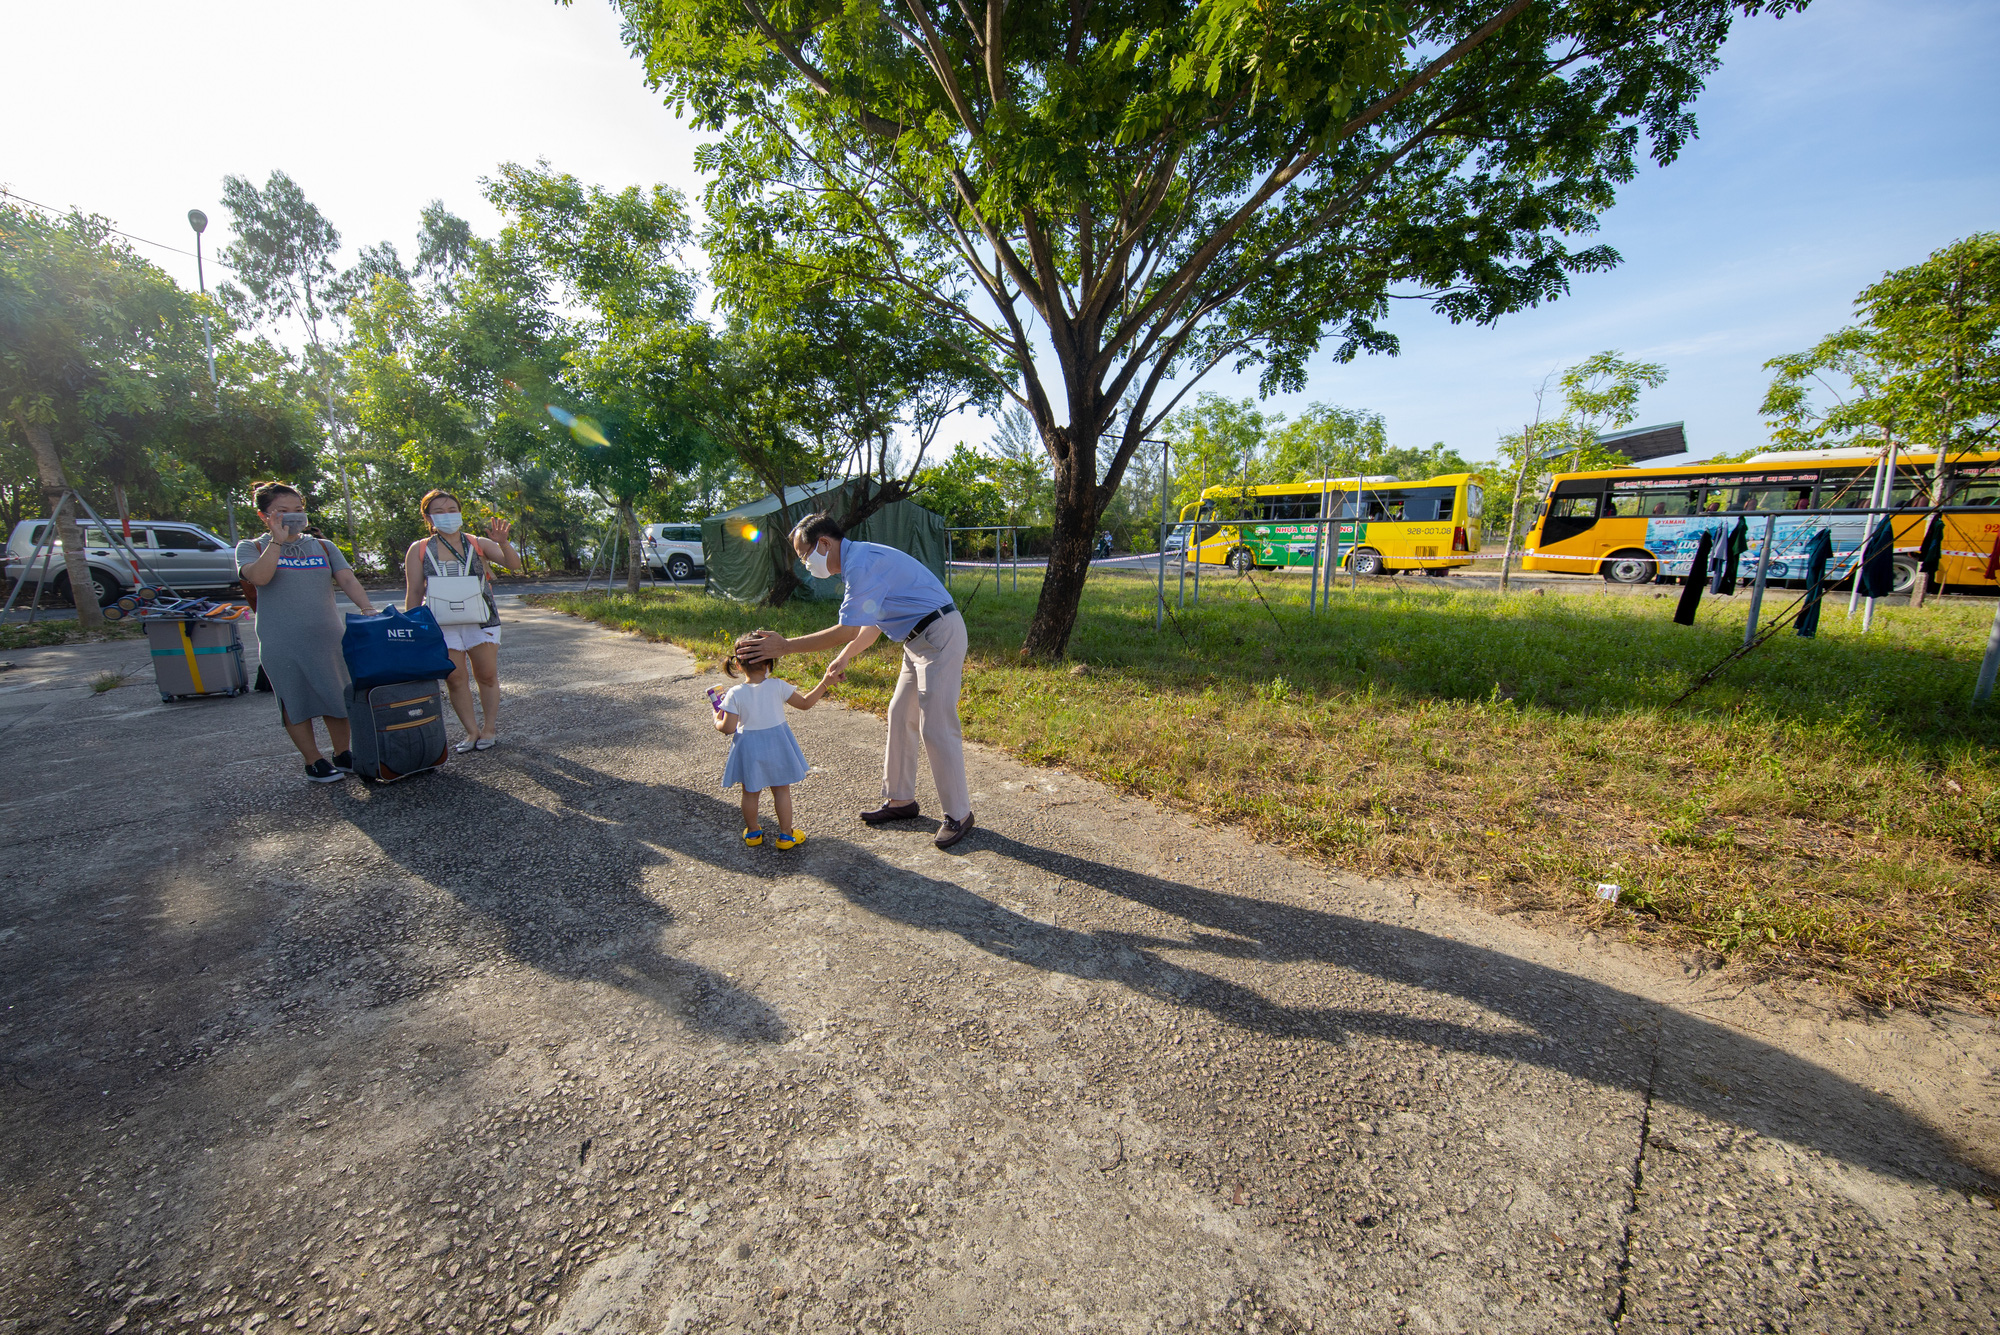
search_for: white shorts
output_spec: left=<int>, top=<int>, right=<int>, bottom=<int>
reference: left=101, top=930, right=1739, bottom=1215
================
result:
left=440, top=622, right=501, bottom=652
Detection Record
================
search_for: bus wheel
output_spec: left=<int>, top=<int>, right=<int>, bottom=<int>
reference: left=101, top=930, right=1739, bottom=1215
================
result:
left=1229, top=548, right=1256, bottom=576
left=1890, top=556, right=1920, bottom=597
left=1603, top=551, right=1657, bottom=585
left=1350, top=548, right=1384, bottom=577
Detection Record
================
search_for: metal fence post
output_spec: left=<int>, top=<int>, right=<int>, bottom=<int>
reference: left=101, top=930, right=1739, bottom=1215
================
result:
left=1742, top=513, right=1776, bottom=646
left=1976, top=599, right=2000, bottom=705
left=1156, top=442, right=1169, bottom=632
left=1191, top=513, right=1201, bottom=607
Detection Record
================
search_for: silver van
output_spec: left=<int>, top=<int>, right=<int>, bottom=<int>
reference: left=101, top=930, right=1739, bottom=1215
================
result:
left=639, top=523, right=707, bottom=582
left=3, top=519, right=241, bottom=606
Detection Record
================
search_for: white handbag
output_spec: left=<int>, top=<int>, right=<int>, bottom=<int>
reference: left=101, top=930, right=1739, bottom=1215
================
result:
left=423, top=539, right=491, bottom=627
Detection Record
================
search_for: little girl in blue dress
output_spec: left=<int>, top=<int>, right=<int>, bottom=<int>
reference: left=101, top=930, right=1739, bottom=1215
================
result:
left=712, top=646, right=833, bottom=848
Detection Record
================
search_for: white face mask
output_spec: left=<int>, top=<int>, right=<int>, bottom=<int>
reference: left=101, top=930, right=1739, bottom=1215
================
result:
left=430, top=512, right=464, bottom=533
left=805, top=542, right=832, bottom=580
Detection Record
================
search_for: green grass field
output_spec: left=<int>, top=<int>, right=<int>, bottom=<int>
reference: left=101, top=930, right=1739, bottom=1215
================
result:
left=0, top=618, right=144, bottom=651
left=539, top=566, right=2000, bottom=1011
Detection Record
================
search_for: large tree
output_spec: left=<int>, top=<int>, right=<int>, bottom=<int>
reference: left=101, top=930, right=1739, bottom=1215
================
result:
left=487, top=162, right=723, bottom=592
left=0, top=202, right=215, bottom=624
left=343, top=201, right=571, bottom=572
left=218, top=170, right=361, bottom=550
left=1762, top=232, right=2000, bottom=458
left=696, top=284, right=1001, bottom=604
left=616, top=0, right=1803, bottom=654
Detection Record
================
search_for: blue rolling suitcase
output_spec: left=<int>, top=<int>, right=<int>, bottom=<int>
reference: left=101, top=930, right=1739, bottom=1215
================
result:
left=346, top=680, right=450, bottom=783
left=341, top=606, right=454, bottom=783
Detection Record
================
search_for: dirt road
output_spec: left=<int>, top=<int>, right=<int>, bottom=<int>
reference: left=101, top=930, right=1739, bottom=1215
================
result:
left=2, top=601, right=1995, bottom=1333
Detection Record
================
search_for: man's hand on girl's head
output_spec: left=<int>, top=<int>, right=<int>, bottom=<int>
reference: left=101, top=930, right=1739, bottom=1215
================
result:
left=735, top=629, right=786, bottom=662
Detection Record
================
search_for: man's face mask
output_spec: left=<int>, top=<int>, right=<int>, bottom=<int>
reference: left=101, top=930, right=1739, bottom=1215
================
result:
left=430, top=512, right=464, bottom=533
left=805, top=541, right=832, bottom=580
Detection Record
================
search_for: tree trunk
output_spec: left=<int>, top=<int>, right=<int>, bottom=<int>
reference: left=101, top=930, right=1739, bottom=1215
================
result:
left=620, top=500, right=643, bottom=594
left=763, top=496, right=806, bottom=608
left=19, top=420, right=103, bottom=628
left=1021, top=433, right=1100, bottom=659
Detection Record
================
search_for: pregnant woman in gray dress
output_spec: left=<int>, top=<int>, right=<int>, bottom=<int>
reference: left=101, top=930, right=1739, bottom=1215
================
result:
left=236, top=482, right=380, bottom=783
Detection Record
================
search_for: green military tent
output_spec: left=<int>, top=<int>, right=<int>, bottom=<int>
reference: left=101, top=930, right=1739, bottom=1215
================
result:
left=701, top=478, right=950, bottom=605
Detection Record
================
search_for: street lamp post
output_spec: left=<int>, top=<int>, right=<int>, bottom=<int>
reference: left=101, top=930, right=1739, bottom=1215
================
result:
left=188, top=209, right=232, bottom=544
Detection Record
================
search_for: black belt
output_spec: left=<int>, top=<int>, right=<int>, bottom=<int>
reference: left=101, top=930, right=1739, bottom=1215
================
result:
left=904, top=604, right=956, bottom=642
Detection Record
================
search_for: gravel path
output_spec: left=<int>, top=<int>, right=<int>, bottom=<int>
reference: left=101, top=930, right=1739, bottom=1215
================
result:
left=1, top=600, right=1995, bottom=1334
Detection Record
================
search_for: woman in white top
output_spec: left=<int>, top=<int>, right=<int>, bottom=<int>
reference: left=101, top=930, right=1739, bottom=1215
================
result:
left=403, top=489, right=520, bottom=752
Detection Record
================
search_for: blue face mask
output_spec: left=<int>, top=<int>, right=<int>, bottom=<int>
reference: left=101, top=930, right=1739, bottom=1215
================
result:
left=430, top=512, right=464, bottom=533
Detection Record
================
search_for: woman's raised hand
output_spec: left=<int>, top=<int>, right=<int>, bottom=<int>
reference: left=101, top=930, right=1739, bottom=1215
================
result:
left=486, top=516, right=512, bottom=543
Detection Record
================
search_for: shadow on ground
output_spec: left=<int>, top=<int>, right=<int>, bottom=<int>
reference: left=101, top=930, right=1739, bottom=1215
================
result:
left=339, top=745, right=1991, bottom=1193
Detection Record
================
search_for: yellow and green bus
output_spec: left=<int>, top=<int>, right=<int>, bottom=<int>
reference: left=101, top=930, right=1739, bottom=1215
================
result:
left=1178, top=473, right=1486, bottom=576
left=1518, top=448, right=2000, bottom=593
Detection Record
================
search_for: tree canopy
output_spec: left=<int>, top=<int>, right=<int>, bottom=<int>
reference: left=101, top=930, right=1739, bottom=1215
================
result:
left=1763, top=233, right=2000, bottom=457
left=616, top=0, right=1805, bottom=653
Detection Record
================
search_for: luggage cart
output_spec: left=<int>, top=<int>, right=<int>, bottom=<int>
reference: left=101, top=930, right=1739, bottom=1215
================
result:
left=145, top=616, right=248, bottom=701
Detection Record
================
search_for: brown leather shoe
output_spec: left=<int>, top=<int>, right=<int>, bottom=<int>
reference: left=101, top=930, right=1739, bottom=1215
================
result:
left=934, top=813, right=975, bottom=849
left=860, top=800, right=921, bottom=825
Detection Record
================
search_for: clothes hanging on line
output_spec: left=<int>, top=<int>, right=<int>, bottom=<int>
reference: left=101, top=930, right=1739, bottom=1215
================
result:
left=1857, top=517, right=1897, bottom=599
left=1712, top=517, right=1750, bottom=596
left=1918, top=515, right=1945, bottom=580
left=1796, top=529, right=1836, bottom=639
left=1675, top=529, right=1715, bottom=626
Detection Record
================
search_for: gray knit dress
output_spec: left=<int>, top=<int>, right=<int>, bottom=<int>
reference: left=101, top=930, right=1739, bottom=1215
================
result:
left=236, top=536, right=352, bottom=723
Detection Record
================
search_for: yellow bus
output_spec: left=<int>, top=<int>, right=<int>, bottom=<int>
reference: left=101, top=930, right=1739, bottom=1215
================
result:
left=1518, top=448, right=2000, bottom=593
left=1178, top=473, right=1485, bottom=576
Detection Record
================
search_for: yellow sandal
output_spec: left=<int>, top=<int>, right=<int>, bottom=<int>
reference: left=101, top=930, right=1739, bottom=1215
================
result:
left=775, top=828, right=806, bottom=850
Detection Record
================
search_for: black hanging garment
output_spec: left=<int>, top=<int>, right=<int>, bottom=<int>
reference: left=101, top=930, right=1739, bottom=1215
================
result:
left=1713, top=517, right=1750, bottom=595
left=1857, top=517, right=1897, bottom=599
left=1796, top=529, right=1835, bottom=638
left=1918, top=515, right=1945, bottom=591
left=1675, top=530, right=1715, bottom=626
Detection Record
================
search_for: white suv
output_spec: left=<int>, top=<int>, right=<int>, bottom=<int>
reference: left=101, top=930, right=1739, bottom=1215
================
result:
left=640, top=523, right=707, bottom=581
left=4, top=518, right=240, bottom=606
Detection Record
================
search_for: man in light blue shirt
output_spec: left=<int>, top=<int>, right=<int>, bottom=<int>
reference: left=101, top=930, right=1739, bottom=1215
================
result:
left=733, top=512, right=974, bottom=849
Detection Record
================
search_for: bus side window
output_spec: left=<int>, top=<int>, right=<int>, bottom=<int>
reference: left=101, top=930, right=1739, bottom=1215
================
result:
left=1603, top=492, right=1643, bottom=518
left=1638, top=489, right=1694, bottom=516
left=1816, top=471, right=1872, bottom=508
left=1951, top=475, right=2000, bottom=507
left=1549, top=496, right=1600, bottom=520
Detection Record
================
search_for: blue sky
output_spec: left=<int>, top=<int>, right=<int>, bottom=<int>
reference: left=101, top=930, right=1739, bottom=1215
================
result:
left=6, top=0, right=1995, bottom=465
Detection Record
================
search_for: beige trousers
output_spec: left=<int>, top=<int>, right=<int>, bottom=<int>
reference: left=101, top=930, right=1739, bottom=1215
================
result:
left=883, top=610, right=970, bottom=820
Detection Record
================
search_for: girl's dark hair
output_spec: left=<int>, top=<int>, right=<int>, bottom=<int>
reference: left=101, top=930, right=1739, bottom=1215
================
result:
left=418, top=488, right=461, bottom=519
left=791, top=511, right=844, bottom=548
left=723, top=630, right=778, bottom=678
left=252, top=481, right=301, bottom=513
